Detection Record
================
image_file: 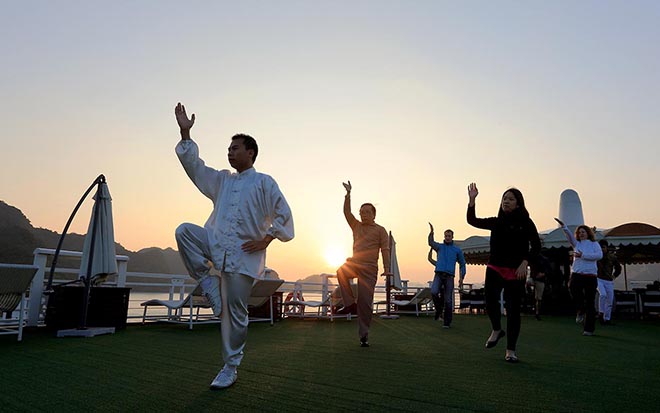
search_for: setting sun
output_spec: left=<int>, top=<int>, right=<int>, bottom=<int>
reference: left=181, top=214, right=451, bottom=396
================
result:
left=324, top=246, right=348, bottom=269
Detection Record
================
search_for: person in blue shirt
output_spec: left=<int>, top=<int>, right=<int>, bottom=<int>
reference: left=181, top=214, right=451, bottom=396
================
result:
left=428, top=223, right=467, bottom=328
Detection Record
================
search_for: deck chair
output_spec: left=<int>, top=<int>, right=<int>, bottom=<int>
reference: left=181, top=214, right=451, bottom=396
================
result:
left=284, top=284, right=351, bottom=321
left=468, top=288, right=486, bottom=314
left=613, top=290, right=637, bottom=315
left=140, top=278, right=217, bottom=330
left=248, top=278, right=284, bottom=325
left=391, top=287, right=433, bottom=316
left=0, top=265, right=39, bottom=341
left=639, top=290, right=660, bottom=319
left=458, top=289, right=471, bottom=313
left=376, top=287, right=433, bottom=316
left=285, top=293, right=333, bottom=319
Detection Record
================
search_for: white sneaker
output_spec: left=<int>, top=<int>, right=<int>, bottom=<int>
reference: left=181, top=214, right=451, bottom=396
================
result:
left=575, top=314, right=585, bottom=324
left=200, top=275, right=222, bottom=317
left=582, top=331, right=594, bottom=336
left=210, top=366, right=237, bottom=389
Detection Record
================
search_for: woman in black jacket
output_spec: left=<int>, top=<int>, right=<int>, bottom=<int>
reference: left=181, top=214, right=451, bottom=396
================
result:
left=467, top=183, right=541, bottom=363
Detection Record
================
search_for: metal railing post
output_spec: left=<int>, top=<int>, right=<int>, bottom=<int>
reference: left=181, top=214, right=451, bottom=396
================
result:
left=29, top=249, right=48, bottom=327
left=117, top=259, right=128, bottom=287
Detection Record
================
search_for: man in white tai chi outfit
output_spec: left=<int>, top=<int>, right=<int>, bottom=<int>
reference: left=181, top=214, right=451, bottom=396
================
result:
left=174, top=102, right=294, bottom=389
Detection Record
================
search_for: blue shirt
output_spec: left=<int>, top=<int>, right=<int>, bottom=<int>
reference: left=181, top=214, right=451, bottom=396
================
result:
left=428, top=234, right=467, bottom=279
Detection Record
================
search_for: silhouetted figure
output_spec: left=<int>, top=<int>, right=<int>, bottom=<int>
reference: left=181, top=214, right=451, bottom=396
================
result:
left=555, top=218, right=602, bottom=336
left=597, top=240, right=621, bottom=325
left=467, top=183, right=541, bottom=363
left=428, top=223, right=466, bottom=328
left=529, top=254, right=551, bottom=320
left=336, top=181, right=390, bottom=347
left=174, top=103, right=294, bottom=389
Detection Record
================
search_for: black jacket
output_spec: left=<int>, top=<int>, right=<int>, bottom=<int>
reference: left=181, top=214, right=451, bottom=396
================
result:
left=467, top=205, right=541, bottom=269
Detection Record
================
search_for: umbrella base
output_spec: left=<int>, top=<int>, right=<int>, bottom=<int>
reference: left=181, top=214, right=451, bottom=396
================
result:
left=56, top=327, right=115, bottom=338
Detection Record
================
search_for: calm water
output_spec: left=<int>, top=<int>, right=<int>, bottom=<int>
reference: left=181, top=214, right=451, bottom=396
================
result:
left=126, top=288, right=456, bottom=321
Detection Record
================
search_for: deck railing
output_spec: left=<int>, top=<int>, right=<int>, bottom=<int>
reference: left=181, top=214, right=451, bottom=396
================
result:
left=10, top=247, right=651, bottom=326
left=9, top=248, right=414, bottom=326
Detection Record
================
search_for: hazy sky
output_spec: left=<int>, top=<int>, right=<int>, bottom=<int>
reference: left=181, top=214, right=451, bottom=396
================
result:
left=2, top=1, right=659, bottom=285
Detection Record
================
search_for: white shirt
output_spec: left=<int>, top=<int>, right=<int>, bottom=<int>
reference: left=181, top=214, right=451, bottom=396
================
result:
left=176, top=140, right=294, bottom=278
left=560, top=224, right=602, bottom=275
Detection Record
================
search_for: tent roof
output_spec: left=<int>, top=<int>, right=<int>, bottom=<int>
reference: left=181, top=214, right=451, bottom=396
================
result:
left=455, top=236, right=490, bottom=265
left=602, top=222, right=660, bottom=237
left=456, top=235, right=490, bottom=253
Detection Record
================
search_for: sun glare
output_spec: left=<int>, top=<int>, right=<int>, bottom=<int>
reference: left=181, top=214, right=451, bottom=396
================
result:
left=324, top=246, right=347, bottom=269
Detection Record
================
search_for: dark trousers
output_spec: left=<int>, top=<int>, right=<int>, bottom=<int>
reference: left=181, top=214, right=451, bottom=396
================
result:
left=485, top=267, right=524, bottom=351
left=431, top=272, right=454, bottom=326
left=569, top=273, right=598, bottom=333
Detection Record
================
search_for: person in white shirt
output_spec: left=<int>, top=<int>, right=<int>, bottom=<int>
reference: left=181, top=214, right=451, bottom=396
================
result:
left=596, top=240, right=622, bottom=325
left=174, top=102, right=294, bottom=389
left=555, top=218, right=602, bottom=336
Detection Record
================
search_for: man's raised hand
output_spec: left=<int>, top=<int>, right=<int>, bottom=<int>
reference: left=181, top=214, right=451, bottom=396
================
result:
left=342, top=180, right=352, bottom=194
left=429, top=222, right=434, bottom=233
left=175, top=102, right=195, bottom=132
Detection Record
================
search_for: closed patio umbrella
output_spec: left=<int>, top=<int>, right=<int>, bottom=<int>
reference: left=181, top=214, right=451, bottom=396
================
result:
left=46, top=174, right=119, bottom=336
left=75, top=177, right=117, bottom=333
left=80, top=181, right=117, bottom=285
left=380, top=232, right=402, bottom=319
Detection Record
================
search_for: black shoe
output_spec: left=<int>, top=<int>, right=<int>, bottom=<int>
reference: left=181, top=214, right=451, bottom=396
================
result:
left=337, top=303, right=357, bottom=315
left=485, top=330, right=505, bottom=349
left=535, top=314, right=541, bottom=321
left=360, top=336, right=369, bottom=347
left=434, top=309, right=442, bottom=321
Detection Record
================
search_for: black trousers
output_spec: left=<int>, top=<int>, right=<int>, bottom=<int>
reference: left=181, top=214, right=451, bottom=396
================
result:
left=569, top=273, right=598, bottom=333
left=485, top=267, right=524, bottom=351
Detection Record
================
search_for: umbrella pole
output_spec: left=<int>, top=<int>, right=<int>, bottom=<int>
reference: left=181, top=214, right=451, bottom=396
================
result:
left=379, top=231, right=399, bottom=319
left=386, top=233, right=392, bottom=317
left=385, top=270, right=392, bottom=317
left=78, top=180, right=102, bottom=330
left=624, top=264, right=628, bottom=291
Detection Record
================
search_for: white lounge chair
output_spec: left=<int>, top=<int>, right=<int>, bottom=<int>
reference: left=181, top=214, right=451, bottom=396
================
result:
left=248, top=278, right=284, bottom=325
left=284, top=287, right=332, bottom=319
left=375, top=287, right=433, bottom=316
left=0, top=265, right=39, bottom=341
left=141, top=278, right=217, bottom=330
left=284, top=283, right=351, bottom=321
left=141, top=277, right=285, bottom=329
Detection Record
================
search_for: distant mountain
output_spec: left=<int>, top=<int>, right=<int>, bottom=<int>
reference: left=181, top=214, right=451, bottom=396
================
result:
left=0, top=201, right=39, bottom=265
left=0, top=200, right=187, bottom=274
left=129, top=247, right=188, bottom=274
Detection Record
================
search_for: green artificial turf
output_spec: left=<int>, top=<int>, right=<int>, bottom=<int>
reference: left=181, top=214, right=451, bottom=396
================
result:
left=1, top=315, right=658, bottom=412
